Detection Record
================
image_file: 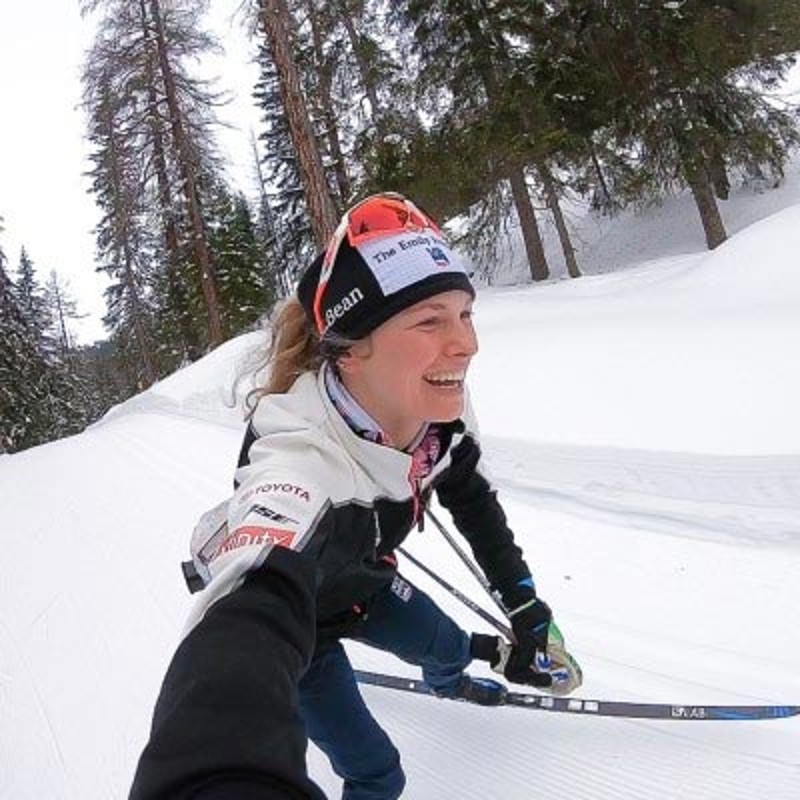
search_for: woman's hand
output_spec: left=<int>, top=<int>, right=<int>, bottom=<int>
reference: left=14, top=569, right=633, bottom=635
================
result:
left=479, top=597, right=584, bottom=695
left=501, top=598, right=554, bottom=686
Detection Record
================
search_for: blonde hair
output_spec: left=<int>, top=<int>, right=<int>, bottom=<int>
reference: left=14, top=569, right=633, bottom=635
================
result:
left=245, top=296, right=359, bottom=415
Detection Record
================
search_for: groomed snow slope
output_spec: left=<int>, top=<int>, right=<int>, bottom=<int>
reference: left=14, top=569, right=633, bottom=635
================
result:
left=2, top=204, right=799, bottom=799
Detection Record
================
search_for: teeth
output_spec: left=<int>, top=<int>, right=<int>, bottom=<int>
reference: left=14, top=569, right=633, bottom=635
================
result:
left=424, top=371, right=465, bottom=385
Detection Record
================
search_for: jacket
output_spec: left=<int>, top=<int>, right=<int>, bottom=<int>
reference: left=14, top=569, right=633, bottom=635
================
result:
left=129, top=369, right=533, bottom=799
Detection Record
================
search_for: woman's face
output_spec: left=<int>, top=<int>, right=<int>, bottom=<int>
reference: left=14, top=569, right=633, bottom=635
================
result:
left=338, top=290, right=478, bottom=448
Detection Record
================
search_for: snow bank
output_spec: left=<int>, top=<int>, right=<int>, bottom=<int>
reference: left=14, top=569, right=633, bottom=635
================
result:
left=472, top=205, right=800, bottom=455
left=98, top=329, right=268, bottom=430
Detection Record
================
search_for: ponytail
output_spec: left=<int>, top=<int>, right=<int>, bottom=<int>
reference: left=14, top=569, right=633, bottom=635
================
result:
left=246, top=296, right=360, bottom=415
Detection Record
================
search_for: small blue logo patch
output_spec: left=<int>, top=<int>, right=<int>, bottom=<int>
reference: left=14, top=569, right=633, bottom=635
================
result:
left=535, top=652, right=553, bottom=671
left=427, top=246, right=450, bottom=268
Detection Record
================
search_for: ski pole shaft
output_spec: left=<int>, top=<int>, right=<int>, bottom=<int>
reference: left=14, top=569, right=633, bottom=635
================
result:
left=398, top=546, right=513, bottom=639
left=425, top=508, right=510, bottom=620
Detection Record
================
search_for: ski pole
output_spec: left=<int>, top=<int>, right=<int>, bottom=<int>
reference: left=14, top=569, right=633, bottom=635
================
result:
left=398, top=545, right=513, bottom=640
left=425, top=507, right=510, bottom=620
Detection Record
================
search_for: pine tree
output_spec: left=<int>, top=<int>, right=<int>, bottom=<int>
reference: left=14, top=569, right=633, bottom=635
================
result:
left=44, top=271, right=87, bottom=357
left=254, top=40, right=318, bottom=281
left=532, top=0, right=800, bottom=249
left=14, top=248, right=51, bottom=334
left=83, top=0, right=231, bottom=364
left=0, top=239, right=42, bottom=452
left=208, top=188, right=275, bottom=334
left=393, top=0, right=558, bottom=281
left=298, top=0, right=353, bottom=207
left=250, top=132, right=292, bottom=298
left=0, top=224, right=31, bottom=452
left=147, top=0, right=226, bottom=344
left=83, top=35, right=159, bottom=386
left=136, top=0, right=201, bottom=361
left=0, top=235, right=88, bottom=451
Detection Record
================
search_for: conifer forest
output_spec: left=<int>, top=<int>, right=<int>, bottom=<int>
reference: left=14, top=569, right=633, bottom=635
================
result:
left=2, top=0, right=800, bottom=452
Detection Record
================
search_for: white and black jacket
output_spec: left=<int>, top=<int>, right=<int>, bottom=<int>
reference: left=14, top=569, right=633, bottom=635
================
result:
left=129, top=370, right=534, bottom=800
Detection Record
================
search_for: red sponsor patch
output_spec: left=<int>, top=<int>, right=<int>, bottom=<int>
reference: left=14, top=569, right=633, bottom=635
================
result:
left=214, top=525, right=297, bottom=558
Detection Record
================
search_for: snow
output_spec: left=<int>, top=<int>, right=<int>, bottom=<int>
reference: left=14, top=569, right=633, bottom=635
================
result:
left=2, top=191, right=800, bottom=798
left=475, top=205, right=800, bottom=454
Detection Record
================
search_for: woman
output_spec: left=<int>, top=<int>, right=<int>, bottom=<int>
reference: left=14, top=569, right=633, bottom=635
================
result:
left=130, top=193, right=581, bottom=800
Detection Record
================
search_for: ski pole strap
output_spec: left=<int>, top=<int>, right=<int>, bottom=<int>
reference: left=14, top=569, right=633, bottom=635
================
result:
left=398, top=546, right=513, bottom=640
left=507, top=598, right=539, bottom=618
left=424, top=508, right=510, bottom=619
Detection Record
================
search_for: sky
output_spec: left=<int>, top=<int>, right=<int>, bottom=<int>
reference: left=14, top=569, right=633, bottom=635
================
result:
left=0, top=3, right=261, bottom=345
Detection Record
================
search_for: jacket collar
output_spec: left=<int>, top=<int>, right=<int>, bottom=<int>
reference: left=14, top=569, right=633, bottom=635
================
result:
left=250, top=370, right=464, bottom=501
left=315, top=368, right=464, bottom=499
left=322, top=361, right=401, bottom=446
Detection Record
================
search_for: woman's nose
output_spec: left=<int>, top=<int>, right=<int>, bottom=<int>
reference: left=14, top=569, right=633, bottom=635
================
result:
left=446, top=319, right=478, bottom=357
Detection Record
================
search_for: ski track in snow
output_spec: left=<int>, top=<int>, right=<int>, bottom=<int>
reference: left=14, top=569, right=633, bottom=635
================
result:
left=482, top=435, right=800, bottom=545
left=3, top=403, right=799, bottom=798
left=312, top=687, right=800, bottom=800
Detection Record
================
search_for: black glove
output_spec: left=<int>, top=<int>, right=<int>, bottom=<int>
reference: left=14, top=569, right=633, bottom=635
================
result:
left=468, top=597, right=553, bottom=688
left=501, top=598, right=553, bottom=687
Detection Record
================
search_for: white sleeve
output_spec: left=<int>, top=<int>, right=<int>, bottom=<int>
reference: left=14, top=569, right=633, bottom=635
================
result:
left=182, top=434, right=334, bottom=634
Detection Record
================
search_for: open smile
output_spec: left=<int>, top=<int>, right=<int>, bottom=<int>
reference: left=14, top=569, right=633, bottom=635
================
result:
left=423, top=371, right=465, bottom=388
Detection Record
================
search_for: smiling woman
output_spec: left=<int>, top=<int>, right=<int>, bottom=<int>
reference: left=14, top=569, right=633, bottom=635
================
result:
left=338, top=291, right=478, bottom=449
left=129, top=193, right=581, bottom=800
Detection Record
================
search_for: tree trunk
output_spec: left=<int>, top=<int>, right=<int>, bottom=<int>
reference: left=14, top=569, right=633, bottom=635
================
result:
left=261, top=0, right=338, bottom=247
left=686, top=165, right=728, bottom=249
left=589, top=141, right=614, bottom=212
left=306, top=0, right=351, bottom=206
left=149, top=0, right=224, bottom=347
left=50, top=279, right=71, bottom=356
left=121, top=237, right=157, bottom=385
left=140, top=0, right=200, bottom=360
left=508, top=166, right=549, bottom=282
left=708, top=149, right=730, bottom=201
left=537, top=161, right=581, bottom=279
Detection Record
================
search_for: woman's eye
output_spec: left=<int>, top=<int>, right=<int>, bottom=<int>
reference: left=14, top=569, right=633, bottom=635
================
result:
left=461, top=310, right=474, bottom=323
left=415, top=317, right=441, bottom=328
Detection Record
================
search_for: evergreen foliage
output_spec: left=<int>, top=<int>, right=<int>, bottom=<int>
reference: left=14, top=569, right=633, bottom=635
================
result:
left=82, top=0, right=276, bottom=386
left=209, top=188, right=274, bottom=334
left=0, top=233, right=92, bottom=453
left=14, top=248, right=52, bottom=337
left=525, top=0, right=800, bottom=246
left=391, top=0, right=560, bottom=278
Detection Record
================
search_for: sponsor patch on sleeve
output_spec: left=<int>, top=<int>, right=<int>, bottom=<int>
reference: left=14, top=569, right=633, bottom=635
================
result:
left=214, top=525, right=297, bottom=558
left=216, top=476, right=323, bottom=567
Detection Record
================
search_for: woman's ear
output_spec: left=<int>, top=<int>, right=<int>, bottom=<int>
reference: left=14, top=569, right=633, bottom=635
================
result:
left=336, top=337, right=371, bottom=376
left=336, top=350, right=355, bottom=375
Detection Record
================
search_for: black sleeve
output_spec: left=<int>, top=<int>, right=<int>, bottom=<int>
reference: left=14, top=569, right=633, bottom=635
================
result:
left=129, top=547, right=327, bottom=800
left=435, top=434, right=535, bottom=609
